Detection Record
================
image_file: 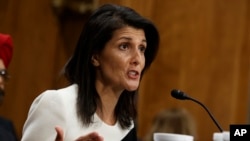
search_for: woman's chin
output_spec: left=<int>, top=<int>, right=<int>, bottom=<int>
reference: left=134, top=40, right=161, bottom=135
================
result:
left=125, top=85, right=139, bottom=92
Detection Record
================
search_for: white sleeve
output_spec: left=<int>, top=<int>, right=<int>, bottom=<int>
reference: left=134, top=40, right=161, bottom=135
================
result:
left=21, top=90, right=67, bottom=141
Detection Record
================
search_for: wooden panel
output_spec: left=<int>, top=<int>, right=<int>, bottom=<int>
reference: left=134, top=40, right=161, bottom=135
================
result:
left=136, top=1, right=250, bottom=141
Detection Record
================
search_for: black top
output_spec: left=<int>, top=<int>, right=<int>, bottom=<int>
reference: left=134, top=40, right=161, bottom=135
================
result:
left=0, top=116, right=18, bottom=141
left=121, top=126, right=138, bottom=141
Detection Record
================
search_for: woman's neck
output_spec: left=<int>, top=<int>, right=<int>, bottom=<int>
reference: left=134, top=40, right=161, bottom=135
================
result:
left=95, top=81, right=123, bottom=125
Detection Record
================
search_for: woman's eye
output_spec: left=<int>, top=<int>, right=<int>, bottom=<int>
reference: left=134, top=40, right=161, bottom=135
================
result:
left=139, top=46, right=146, bottom=53
left=119, top=44, right=129, bottom=50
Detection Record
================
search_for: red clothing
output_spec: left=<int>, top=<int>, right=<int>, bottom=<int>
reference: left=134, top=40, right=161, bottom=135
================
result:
left=0, top=33, right=13, bottom=68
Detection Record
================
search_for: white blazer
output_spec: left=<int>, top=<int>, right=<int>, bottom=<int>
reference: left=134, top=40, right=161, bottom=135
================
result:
left=21, top=84, right=133, bottom=141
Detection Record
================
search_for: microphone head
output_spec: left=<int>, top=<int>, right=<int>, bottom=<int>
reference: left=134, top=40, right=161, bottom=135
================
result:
left=171, top=89, right=189, bottom=100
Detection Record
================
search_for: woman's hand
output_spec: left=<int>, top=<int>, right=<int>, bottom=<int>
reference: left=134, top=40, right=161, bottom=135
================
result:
left=55, top=126, right=64, bottom=141
left=75, top=132, right=104, bottom=141
left=55, top=126, right=104, bottom=141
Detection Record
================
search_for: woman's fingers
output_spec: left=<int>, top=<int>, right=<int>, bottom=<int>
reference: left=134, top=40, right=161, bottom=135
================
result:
left=55, top=126, right=64, bottom=141
left=75, top=132, right=104, bottom=141
left=54, top=127, right=103, bottom=141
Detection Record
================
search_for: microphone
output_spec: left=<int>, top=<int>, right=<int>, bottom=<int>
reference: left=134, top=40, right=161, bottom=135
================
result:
left=171, top=89, right=223, bottom=132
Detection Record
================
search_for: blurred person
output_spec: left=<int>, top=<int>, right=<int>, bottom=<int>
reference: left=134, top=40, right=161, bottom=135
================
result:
left=21, top=3, right=160, bottom=141
left=0, top=33, right=18, bottom=141
left=143, top=107, right=197, bottom=141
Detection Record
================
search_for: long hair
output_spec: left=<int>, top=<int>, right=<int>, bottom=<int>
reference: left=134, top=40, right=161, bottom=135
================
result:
left=64, top=3, right=160, bottom=129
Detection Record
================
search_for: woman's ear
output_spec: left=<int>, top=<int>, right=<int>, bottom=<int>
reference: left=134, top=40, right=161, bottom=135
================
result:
left=91, top=54, right=100, bottom=67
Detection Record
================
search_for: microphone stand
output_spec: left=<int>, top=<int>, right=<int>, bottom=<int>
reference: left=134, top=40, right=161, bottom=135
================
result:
left=186, top=96, right=223, bottom=132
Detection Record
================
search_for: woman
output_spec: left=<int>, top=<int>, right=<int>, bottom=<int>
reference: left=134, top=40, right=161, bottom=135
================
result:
left=143, top=108, right=197, bottom=141
left=21, top=3, right=159, bottom=141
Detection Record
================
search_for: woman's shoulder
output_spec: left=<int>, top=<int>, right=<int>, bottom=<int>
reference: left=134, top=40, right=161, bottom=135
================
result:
left=29, top=84, right=78, bottom=112
left=40, top=84, right=78, bottom=100
left=22, top=84, right=79, bottom=141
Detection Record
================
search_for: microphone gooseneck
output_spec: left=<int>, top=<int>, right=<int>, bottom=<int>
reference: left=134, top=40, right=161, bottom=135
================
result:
left=171, top=89, right=223, bottom=132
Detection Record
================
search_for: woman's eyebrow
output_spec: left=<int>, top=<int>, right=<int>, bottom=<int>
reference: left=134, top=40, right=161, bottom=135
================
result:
left=117, top=36, right=147, bottom=43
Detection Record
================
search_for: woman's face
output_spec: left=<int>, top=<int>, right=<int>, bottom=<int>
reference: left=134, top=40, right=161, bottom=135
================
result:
left=93, top=26, right=146, bottom=92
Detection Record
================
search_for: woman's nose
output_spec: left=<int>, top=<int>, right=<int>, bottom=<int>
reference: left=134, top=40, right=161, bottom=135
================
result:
left=130, top=49, right=142, bottom=66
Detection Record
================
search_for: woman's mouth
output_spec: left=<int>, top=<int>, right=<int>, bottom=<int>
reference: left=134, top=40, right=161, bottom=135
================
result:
left=127, top=70, right=139, bottom=79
